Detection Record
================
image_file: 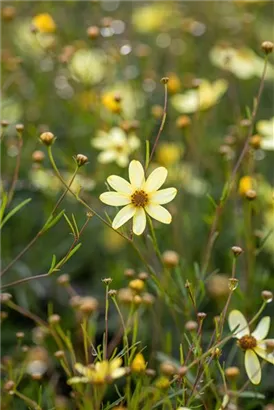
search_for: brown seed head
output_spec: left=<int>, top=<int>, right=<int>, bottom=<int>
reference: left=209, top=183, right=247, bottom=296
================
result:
left=117, top=288, right=134, bottom=304
left=108, top=289, right=117, bottom=297
left=178, top=366, right=188, bottom=377
left=4, top=380, right=15, bottom=392
left=124, top=268, right=135, bottom=278
left=2, top=6, right=16, bottom=21
left=16, top=332, right=25, bottom=339
left=145, top=368, right=156, bottom=377
left=162, top=250, right=179, bottom=267
left=261, top=41, right=274, bottom=55
left=32, top=150, right=45, bottom=163
left=238, top=335, right=257, bottom=350
left=261, top=290, right=273, bottom=303
left=197, top=312, right=207, bottom=322
left=225, top=366, right=240, bottom=378
left=76, top=154, right=88, bottom=167
left=231, top=246, right=243, bottom=257
left=102, top=277, right=112, bottom=285
left=142, top=292, right=155, bottom=305
left=54, top=350, right=65, bottom=359
left=265, top=340, right=274, bottom=352
left=40, top=131, right=55, bottom=146
left=16, top=123, right=24, bottom=132
left=87, top=25, right=100, bottom=39
left=1, top=120, right=9, bottom=127
left=138, top=272, right=148, bottom=281
left=161, top=77, right=169, bottom=84
left=250, top=134, right=262, bottom=150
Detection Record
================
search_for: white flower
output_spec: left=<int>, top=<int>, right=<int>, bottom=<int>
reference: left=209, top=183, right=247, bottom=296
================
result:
left=257, top=117, right=274, bottom=151
left=228, top=310, right=274, bottom=384
left=92, top=128, right=140, bottom=167
left=100, top=160, right=177, bottom=235
left=171, top=79, right=228, bottom=114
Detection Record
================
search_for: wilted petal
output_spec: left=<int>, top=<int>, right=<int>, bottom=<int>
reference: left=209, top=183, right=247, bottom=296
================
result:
left=112, top=204, right=136, bottom=229
left=144, top=167, right=167, bottom=192
left=145, top=204, right=172, bottom=224
left=251, top=316, right=270, bottom=341
left=129, top=160, right=145, bottom=188
left=150, top=188, right=177, bottom=205
left=228, top=310, right=249, bottom=339
left=100, top=192, right=130, bottom=206
left=107, top=175, right=133, bottom=195
left=133, top=207, right=146, bottom=235
left=244, top=349, right=261, bottom=385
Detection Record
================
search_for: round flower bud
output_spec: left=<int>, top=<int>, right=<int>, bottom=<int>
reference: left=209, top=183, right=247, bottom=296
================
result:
left=1, top=119, right=9, bottom=127
left=4, top=380, right=15, bottom=392
left=261, top=41, right=274, bottom=55
left=102, top=277, right=112, bottom=285
left=197, top=312, right=207, bottom=322
left=142, top=293, right=155, bottom=306
left=225, top=366, right=240, bottom=378
left=69, top=295, right=82, bottom=308
left=161, top=77, right=169, bottom=84
left=15, top=123, right=24, bottom=132
left=261, top=290, right=273, bottom=303
left=154, top=376, right=170, bottom=389
left=48, top=314, right=61, bottom=325
left=117, top=288, right=134, bottom=304
left=162, top=250, right=179, bottom=267
left=240, top=119, right=251, bottom=128
left=131, top=353, right=146, bottom=373
left=108, top=289, right=117, bottom=297
left=76, top=154, right=88, bottom=167
left=151, top=104, right=163, bottom=118
left=40, top=132, right=55, bottom=146
left=2, top=6, right=16, bottom=21
left=16, top=332, right=25, bottom=339
left=79, top=296, right=98, bottom=314
left=87, top=25, right=100, bottom=39
left=32, top=150, right=45, bottom=163
left=22, top=345, right=29, bottom=353
left=160, top=361, right=176, bottom=376
left=245, top=189, right=257, bottom=200
left=138, top=272, right=148, bottom=281
left=133, top=295, right=142, bottom=305
left=0, top=293, right=12, bottom=303
left=231, top=246, right=243, bottom=257
left=54, top=350, right=65, bottom=359
left=176, top=115, right=191, bottom=129
left=124, top=268, right=135, bottom=278
left=145, top=368, right=156, bottom=377
left=265, top=340, right=274, bottom=353
left=57, top=274, right=70, bottom=286
left=129, top=279, right=145, bottom=292
left=178, top=366, right=188, bottom=377
left=185, top=320, right=198, bottom=332
left=207, top=275, right=229, bottom=299
left=250, top=134, right=261, bottom=150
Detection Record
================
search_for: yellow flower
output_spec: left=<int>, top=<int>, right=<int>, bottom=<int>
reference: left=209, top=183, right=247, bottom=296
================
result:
left=92, top=128, right=140, bottom=168
left=238, top=176, right=254, bottom=196
left=100, top=160, right=177, bottom=235
left=171, top=79, right=228, bottom=114
left=69, top=49, right=106, bottom=85
left=32, top=13, right=56, bottom=33
left=68, top=358, right=126, bottom=385
left=131, top=353, right=147, bottom=373
left=132, top=4, right=171, bottom=33
left=156, top=142, right=181, bottom=167
left=256, top=117, right=274, bottom=151
left=167, top=73, right=181, bottom=94
left=228, top=310, right=274, bottom=384
left=102, top=92, right=121, bottom=114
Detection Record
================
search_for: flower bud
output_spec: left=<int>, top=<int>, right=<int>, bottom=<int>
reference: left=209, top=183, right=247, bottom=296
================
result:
left=265, top=340, right=274, bottom=353
left=87, top=25, right=100, bottom=39
left=57, top=274, right=70, bottom=286
left=160, top=77, right=169, bottom=84
left=79, top=296, right=98, bottom=314
left=2, top=6, right=16, bottom=21
left=54, top=350, right=65, bottom=359
left=197, top=312, right=207, bottom=322
left=32, top=150, right=45, bottom=163
left=231, top=246, right=243, bottom=257
left=131, top=353, right=146, bottom=373
left=142, top=292, right=155, bottom=306
left=176, top=115, right=191, bottom=129
left=261, top=41, right=274, bottom=55
left=178, top=366, right=188, bottom=377
left=145, top=368, right=156, bottom=377
left=154, top=376, right=170, bottom=389
left=1, top=119, right=9, bottom=128
left=102, top=277, right=112, bottom=285
left=0, top=293, right=12, bottom=303
left=151, top=104, right=163, bottom=118
left=48, top=314, right=61, bottom=325
left=76, top=154, right=88, bottom=167
left=185, top=320, right=198, bottom=332
left=250, top=134, right=261, bottom=150
left=4, top=380, right=15, bottom=393
left=162, top=250, right=179, bottom=267
left=40, top=131, right=55, bottom=146
left=133, top=295, right=142, bottom=305
left=16, top=332, right=25, bottom=339
left=261, top=290, right=273, bottom=303
left=124, top=268, right=135, bottom=278
left=108, top=289, right=117, bottom=297
left=138, top=272, right=148, bottom=281
left=160, top=361, right=176, bottom=376
left=225, top=366, right=240, bottom=379
left=117, top=288, right=134, bottom=304
left=245, top=189, right=257, bottom=200
left=15, top=123, right=24, bottom=133
left=129, top=279, right=144, bottom=292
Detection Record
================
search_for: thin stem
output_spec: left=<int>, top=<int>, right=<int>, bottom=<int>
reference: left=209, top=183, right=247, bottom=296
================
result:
left=7, top=132, right=23, bottom=206
left=248, top=301, right=267, bottom=327
left=14, top=390, right=42, bottom=410
left=104, top=283, right=109, bottom=360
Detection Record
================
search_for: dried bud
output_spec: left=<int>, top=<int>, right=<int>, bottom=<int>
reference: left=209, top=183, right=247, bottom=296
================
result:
left=178, top=366, right=188, bottom=377
left=261, top=41, right=274, bottom=55
left=197, top=312, right=207, bottom=322
left=108, top=289, right=117, bottom=297
left=87, top=25, right=100, bottom=39
left=124, top=268, right=135, bottom=278
left=225, top=366, right=240, bottom=378
left=176, top=115, right=191, bottom=129
left=69, top=295, right=82, bottom=308
left=76, top=154, right=88, bottom=167
left=48, top=314, right=61, bottom=325
left=160, top=77, right=169, bottom=84
left=129, top=279, right=145, bottom=292
left=79, top=297, right=98, bottom=314
left=145, top=368, right=156, bottom=377
left=4, top=380, right=15, bottom=392
left=160, top=361, right=176, bottom=376
left=15, top=123, right=24, bottom=132
left=102, top=277, right=112, bottom=285
left=162, top=250, right=179, bottom=267
left=16, top=332, right=25, bottom=339
left=117, top=288, right=134, bottom=304
left=1, top=120, right=9, bottom=127
left=32, top=150, right=45, bottom=163
left=185, top=320, right=198, bottom=332
left=261, top=290, right=273, bottom=303
left=138, top=272, right=148, bottom=281
left=54, top=350, right=65, bottom=359
left=245, top=189, right=257, bottom=200
left=0, top=293, right=12, bottom=303
left=142, top=292, right=155, bottom=305
left=250, top=134, right=261, bottom=150
left=40, top=131, right=55, bottom=146
left=57, top=274, right=70, bottom=286
left=228, top=278, right=238, bottom=291
left=2, top=6, right=16, bottom=21
left=231, top=246, right=243, bottom=257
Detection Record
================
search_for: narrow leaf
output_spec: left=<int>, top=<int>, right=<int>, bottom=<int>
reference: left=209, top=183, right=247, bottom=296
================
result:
left=0, top=198, right=32, bottom=229
left=63, top=213, right=76, bottom=236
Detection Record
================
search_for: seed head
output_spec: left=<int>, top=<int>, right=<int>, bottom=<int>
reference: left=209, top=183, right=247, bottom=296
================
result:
left=261, top=41, right=274, bottom=55
left=117, top=288, right=134, bottom=304
left=265, top=340, right=274, bottom=352
left=0, top=293, right=12, bottom=303
left=40, top=131, right=55, bottom=146
left=138, top=272, right=148, bottom=281
left=70, top=295, right=82, bottom=308
left=142, top=292, right=155, bottom=306
left=48, top=314, right=61, bottom=325
left=225, top=366, right=240, bottom=378
left=57, top=274, right=70, bottom=286
left=231, top=246, right=243, bottom=257
left=185, top=320, right=198, bottom=332
left=160, top=361, right=176, bottom=376
left=145, top=368, right=156, bottom=377
left=245, top=189, right=257, bottom=200
left=160, top=77, right=169, bottom=84
left=1, top=120, right=9, bottom=128
left=124, top=268, right=135, bottom=278
left=108, top=289, right=117, bottom=297
left=87, top=25, right=100, bottom=39
left=2, top=6, right=16, bottom=21
left=197, top=312, right=207, bottom=322
left=178, top=366, right=188, bottom=377
left=261, top=290, right=273, bottom=303
left=32, top=150, right=45, bottom=163
left=54, top=350, right=65, bottom=359
left=4, top=380, right=15, bottom=393
left=162, top=250, right=179, bottom=267
left=16, top=332, right=25, bottom=339
left=250, top=134, right=261, bottom=150
left=129, top=279, right=145, bottom=292
left=79, top=296, right=98, bottom=314
left=15, top=123, right=24, bottom=132
left=76, top=154, right=88, bottom=167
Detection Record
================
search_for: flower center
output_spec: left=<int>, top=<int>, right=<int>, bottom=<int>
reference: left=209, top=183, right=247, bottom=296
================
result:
left=131, top=190, right=148, bottom=207
left=238, top=335, right=257, bottom=350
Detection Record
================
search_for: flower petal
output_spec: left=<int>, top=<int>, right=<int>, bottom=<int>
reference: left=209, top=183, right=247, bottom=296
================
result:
left=150, top=188, right=177, bottom=205
left=145, top=204, right=172, bottom=224
left=112, top=367, right=126, bottom=379
left=100, top=192, right=131, bottom=206
left=112, top=204, right=136, bottom=229
left=251, top=316, right=270, bottom=341
left=117, top=154, right=129, bottom=168
left=107, top=175, right=133, bottom=195
left=109, top=358, right=123, bottom=371
left=129, top=160, right=145, bottom=189
left=133, top=207, right=147, bottom=235
left=228, top=310, right=249, bottom=339
left=144, top=167, right=168, bottom=192
left=98, top=150, right=116, bottom=164
left=254, top=343, right=274, bottom=365
left=75, top=363, right=89, bottom=376
left=244, top=349, right=261, bottom=385
left=67, top=376, right=89, bottom=384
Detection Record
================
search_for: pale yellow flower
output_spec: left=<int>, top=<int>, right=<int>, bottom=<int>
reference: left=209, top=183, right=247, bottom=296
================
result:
left=92, top=128, right=140, bottom=168
left=171, top=79, right=228, bottom=114
left=228, top=310, right=274, bottom=384
left=100, top=160, right=177, bottom=235
left=257, top=117, right=274, bottom=151
left=69, top=49, right=106, bottom=85
left=68, top=358, right=126, bottom=385
left=132, top=4, right=172, bottom=33
left=32, top=13, right=56, bottom=33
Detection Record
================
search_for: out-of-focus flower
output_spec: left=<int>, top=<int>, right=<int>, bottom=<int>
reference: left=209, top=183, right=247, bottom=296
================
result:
left=156, top=142, right=182, bottom=167
left=68, top=358, right=126, bottom=385
left=131, top=353, right=147, bottom=372
left=256, top=117, right=274, bottom=151
left=171, top=79, right=228, bottom=114
left=103, top=227, right=126, bottom=252
left=228, top=310, right=274, bottom=384
left=167, top=73, right=181, bottom=94
left=238, top=176, right=254, bottom=196
left=31, top=13, right=56, bottom=33
left=132, top=4, right=173, bottom=33
left=14, top=20, right=55, bottom=57
left=100, top=160, right=177, bottom=235
left=92, top=128, right=140, bottom=168
left=210, top=44, right=274, bottom=80
left=102, top=92, right=121, bottom=114
left=207, top=274, right=229, bottom=299
left=69, top=49, right=106, bottom=85
left=1, top=97, right=23, bottom=123
left=25, top=347, right=49, bottom=378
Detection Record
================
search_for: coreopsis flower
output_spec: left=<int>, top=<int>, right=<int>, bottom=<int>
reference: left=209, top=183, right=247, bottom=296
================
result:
left=171, top=79, right=228, bottom=114
left=68, top=358, right=126, bottom=385
left=210, top=45, right=274, bottom=80
left=131, top=353, right=147, bottom=373
left=31, top=13, right=56, bottom=33
left=256, top=117, right=274, bottom=151
left=100, top=160, right=177, bottom=235
left=92, top=128, right=140, bottom=167
left=69, top=49, right=106, bottom=85
left=228, top=310, right=274, bottom=384
left=238, top=176, right=254, bottom=196
left=132, top=4, right=173, bottom=33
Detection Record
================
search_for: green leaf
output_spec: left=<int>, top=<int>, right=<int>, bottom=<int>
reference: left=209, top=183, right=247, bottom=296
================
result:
left=0, top=191, right=8, bottom=221
left=238, top=391, right=265, bottom=400
left=42, top=209, right=65, bottom=233
left=206, top=193, right=217, bottom=209
left=48, top=254, right=57, bottom=274
left=0, top=198, right=32, bottom=229
left=71, top=213, right=79, bottom=237
left=63, top=213, right=76, bottom=236
left=145, top=139, right=150, bottom=169
left=58, top=243, right=82, bottom=268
